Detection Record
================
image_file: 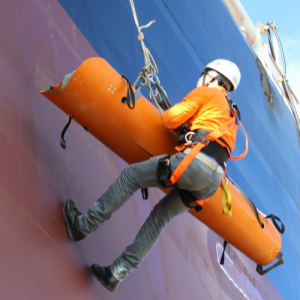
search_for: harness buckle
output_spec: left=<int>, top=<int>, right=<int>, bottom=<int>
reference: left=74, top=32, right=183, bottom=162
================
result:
left=157, top=156, right=173, bottom=188
left=201, top=137, right=210, bottom=146
left=185, top=132, right=195, bottom=143
left=163, top=179, right=173, bottom=187
left=233, top=103, right=241, bottom=120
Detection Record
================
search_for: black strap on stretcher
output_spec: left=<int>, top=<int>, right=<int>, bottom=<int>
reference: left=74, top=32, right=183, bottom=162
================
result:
left=141, top=188, right=148, bottom=200
left=220, top=177, right=285, bottom=272
left=121, top=76, right=135, bottom=109
left=59, top=116, right=89, bottom=149
left=226, top=176, right=285, bottom=234
left=220, top=240, right=228, bottom=265
left=60, top=116, right=72, bottom=149
left=265, top=214, right=285, bottom=233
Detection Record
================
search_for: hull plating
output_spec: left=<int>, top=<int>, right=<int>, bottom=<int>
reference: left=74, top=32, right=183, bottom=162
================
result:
left=0, top=0, right=297, bottom=299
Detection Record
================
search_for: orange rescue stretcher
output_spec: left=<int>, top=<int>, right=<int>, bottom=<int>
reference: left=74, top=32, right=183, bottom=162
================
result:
left=40, top=57, right=284, bottom=275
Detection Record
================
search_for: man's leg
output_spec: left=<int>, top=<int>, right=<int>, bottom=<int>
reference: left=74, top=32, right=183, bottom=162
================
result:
left=89, top=152, right=223, bottom=291
left=91, top=187, right=189, bottom=291
left=63, top=155, right=164, bottom=241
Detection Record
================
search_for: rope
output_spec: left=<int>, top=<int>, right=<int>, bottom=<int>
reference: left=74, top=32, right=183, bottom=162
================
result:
left=267, top=22, right=300, bottom=134
left=129, top=0, right=165, bottom=116
left=129, top=0, right=158, bottom=75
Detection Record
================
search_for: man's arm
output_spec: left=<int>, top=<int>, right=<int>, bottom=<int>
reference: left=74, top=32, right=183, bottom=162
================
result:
left=162, top=87, right=205, bottom=129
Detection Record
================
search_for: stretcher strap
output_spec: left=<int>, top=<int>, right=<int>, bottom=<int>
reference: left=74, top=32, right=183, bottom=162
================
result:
left=221, top=180, right=232, bottom=217
left=227, top=176, right=263, bottom=228
left=122, top=76, right=135, bottom=109
left=220, top=240, right=228, bottom=265
left=141, top=188, right=148, bottom=200
left=265, top=214, right=285, bottom=234
left=60, top=116, right=72, bottom=149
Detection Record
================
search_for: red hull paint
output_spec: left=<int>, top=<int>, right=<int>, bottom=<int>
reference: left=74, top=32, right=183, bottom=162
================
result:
left=0, top=0, right=283, bottom=299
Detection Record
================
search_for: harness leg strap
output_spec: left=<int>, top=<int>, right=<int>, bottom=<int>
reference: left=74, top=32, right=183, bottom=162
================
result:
left=178, top=188, right=203, bottom=212
left=157, top=156, right=172, bottom=188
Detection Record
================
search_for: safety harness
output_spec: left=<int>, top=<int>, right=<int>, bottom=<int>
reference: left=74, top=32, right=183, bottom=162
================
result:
left=157, top=94, right=248, bottom=215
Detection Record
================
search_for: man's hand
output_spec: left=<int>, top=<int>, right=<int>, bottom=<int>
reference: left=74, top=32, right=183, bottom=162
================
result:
left=173, top=122, right=189, bottom=133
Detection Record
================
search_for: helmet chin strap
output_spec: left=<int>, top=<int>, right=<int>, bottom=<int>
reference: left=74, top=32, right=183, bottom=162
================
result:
left=202, top=69, right=208, bottom=86
left=202, top=69, right=219, bottom=87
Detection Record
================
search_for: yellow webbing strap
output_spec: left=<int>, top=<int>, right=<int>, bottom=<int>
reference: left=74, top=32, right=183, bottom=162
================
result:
left=221, top=180, right=232, bottom=217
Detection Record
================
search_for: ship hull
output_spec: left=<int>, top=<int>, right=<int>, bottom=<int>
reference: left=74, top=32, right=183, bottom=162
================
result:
left=0, top=0, right=298, bottom=299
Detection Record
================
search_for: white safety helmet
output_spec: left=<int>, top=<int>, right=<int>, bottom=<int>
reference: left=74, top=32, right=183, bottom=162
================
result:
left=204, top=59, right=241, bottom=91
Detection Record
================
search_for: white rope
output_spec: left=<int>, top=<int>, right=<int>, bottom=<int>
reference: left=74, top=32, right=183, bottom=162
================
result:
left=129, top=0, right=164, bottom=116
left=129, top=0, right=158, bottom=76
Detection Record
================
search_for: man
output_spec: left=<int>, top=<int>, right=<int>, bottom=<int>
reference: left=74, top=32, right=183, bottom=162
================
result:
left=63, top=59, right=241, bottom=292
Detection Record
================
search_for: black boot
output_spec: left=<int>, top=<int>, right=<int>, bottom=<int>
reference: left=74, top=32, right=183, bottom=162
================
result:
left=90, top=264, right=120, bottom=292
left=63, top=199, right=86, bottom=242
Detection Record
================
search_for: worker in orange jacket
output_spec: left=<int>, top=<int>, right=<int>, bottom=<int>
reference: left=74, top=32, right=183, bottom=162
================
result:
left=63, top=59, right=241, bottom=292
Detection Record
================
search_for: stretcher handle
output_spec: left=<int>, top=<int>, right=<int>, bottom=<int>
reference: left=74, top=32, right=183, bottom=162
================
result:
left=256, top=252, right=285, bottom=275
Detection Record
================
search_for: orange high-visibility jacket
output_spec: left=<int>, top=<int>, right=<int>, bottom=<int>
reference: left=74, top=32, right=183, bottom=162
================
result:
left=162, top=86, right=238, bottom=153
